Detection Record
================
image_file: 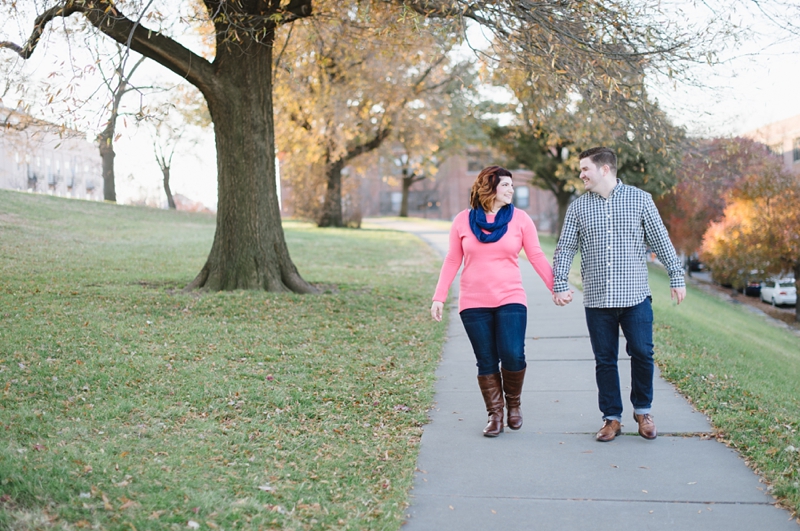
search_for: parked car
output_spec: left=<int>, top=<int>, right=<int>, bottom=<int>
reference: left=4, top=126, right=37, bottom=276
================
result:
left=687, top=258, right=705, bottom=272
left=744, top=279, right=762, bottom=297
left=760, top=278, right=797, bottom=306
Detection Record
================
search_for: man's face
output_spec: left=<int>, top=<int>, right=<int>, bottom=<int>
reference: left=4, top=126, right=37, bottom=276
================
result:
left=579, top=158, right=607, bottom=192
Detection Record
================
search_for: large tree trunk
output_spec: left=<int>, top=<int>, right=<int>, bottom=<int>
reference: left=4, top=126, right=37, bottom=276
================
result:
left=187, top=41, right=315, bottom=293
left=162, top=165, right=176, bottom=210
left=399, top=173, right=413, bottom=218
left=318, top=158, right=345, bottom=227
left=554, top=190, right=572, bottom=239
left=98, top=127, right=116, bottom=202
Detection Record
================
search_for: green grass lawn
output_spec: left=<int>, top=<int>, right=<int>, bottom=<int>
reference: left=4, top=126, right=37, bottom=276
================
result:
left=0, top=191, right=445, bottom=530
left=649, top=267, right=800, bottom=515
left=3, top=192, right=798, bottom=527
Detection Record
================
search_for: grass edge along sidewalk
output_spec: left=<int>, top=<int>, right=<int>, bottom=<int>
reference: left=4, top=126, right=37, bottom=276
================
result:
left=376, top=220, right=800, bottom=520
left=647, top=266, right=800, bottom=520
left=542, top=229, right=799, bottom=519
left=0, top=190, right=446, bottom=531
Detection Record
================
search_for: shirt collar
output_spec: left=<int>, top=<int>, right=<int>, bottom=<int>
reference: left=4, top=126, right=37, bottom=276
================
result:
left=608, top=179, right=623, bottom=197
left=589, top=178, right=623, bottom=200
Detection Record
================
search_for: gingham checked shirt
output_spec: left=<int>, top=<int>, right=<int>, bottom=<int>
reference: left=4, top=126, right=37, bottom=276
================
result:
left=553, top=180, right=685, bottom=308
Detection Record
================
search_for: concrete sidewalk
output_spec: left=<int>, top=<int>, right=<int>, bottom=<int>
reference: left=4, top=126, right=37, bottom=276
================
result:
left=365, top=218, right=798, bottom=530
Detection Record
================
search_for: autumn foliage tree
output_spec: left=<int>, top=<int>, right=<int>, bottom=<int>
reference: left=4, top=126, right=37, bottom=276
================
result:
left=273, top=2, right=470, bottom=227
left=700, top=155, right=800, bottom=320
left=486, top=48, right=685, bottom=237
left=657, top=137, right=780, bottom=260
left=1, top=0, right=723, bottom=292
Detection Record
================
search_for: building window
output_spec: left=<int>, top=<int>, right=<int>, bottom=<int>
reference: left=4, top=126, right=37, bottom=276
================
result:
left=794, top=138, right=800, bottom=163
left=768, top=143, right=783, bottom=157
left=514, top=186, right=530, bottom=209
left=466, top=150, right=491, bottom=172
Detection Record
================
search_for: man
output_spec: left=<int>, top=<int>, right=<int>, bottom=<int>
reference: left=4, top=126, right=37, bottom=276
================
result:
left=552, top=147, right=686, bottom=442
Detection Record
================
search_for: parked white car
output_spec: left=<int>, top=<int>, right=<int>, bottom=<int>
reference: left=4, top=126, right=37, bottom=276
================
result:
left=760, top=278, right=797, bottom=306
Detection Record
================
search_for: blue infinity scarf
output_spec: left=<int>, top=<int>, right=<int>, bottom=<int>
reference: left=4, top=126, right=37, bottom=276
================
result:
left=469, top=204, right=514, bottom=243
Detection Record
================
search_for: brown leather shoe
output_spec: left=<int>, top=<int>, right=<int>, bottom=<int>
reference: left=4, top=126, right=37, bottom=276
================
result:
left=596, top=419, right=621, bottom=442
left=633, top=413, right=657, bottom=440
left=477, top=373, right=504, bottom=437
left=501, top=367, right=525, bottom=430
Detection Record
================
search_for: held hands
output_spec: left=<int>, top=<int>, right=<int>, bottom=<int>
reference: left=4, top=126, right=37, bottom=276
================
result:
left=671, top=286, right=686, bottom=305
left=431, top=301, right=444, bottom=322
left=552, top=290, right=573, bottom=306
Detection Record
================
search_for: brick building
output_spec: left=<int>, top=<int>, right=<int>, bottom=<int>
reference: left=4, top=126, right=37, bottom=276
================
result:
left=280, top=148, right=559, bottom=233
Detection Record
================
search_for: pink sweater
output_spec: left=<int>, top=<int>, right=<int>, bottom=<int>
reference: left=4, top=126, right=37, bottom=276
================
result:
left=433, top=209, right=555, bottom=311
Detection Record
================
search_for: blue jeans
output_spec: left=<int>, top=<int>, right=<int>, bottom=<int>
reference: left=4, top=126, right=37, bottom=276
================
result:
left=459, top=303, right=527, bottom=376
left=585, top=297, right=654, bottom=421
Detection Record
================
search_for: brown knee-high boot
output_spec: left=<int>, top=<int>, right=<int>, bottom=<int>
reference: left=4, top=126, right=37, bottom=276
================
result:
left=477, top=373, right=504, bottom=437
left=501, top=367, right=526, bottom=430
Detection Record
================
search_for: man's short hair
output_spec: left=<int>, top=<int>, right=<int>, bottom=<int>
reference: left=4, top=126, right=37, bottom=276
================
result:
left=580, top=147, right=617, bottom=175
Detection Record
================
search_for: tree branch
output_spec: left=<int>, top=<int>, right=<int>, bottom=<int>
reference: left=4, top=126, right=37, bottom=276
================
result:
left=1, top=1, right=216, bottom=96
left=344, top=126, right=393, bottom=162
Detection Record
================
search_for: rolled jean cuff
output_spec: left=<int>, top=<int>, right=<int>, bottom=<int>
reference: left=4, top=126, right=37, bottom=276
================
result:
left=603, top=415, right=622, bottom=422
left=633, top=407, right=652, bottom=416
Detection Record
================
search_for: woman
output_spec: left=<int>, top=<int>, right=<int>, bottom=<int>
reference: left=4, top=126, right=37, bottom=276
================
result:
left=430, top=166, right=555, bottom=437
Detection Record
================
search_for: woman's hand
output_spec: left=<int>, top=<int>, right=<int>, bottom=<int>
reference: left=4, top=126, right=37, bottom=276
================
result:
left=430, top=301, right=444, bottom=322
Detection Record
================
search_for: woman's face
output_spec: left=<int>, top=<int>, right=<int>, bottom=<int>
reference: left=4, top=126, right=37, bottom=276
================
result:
left=493, top=176, right=514, bottom=209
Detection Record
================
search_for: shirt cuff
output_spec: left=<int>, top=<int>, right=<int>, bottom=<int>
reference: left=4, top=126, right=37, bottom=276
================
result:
left=669, top=273, right=685, bottom=289
left=553, top=279, right=571, bottom=293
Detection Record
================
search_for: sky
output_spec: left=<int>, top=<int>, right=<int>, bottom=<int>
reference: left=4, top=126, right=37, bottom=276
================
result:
left=2, top=2, right=799, bottom=210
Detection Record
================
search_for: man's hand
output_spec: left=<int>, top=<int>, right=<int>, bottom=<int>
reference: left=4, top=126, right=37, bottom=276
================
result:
left=431, top=301, right=444, bottom=322
left=553, top=290, right=574, bottom=306
left=671, top=287, right=686, bottom=305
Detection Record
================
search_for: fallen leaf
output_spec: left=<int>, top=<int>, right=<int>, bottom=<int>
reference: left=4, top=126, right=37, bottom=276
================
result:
left=188, top=521, right=200, bottom=529
left=119, top=500, right=140, bottom=510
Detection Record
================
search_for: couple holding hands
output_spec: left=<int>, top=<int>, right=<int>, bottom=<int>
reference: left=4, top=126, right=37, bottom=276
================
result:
left=430, top=147, right=686, bottom=441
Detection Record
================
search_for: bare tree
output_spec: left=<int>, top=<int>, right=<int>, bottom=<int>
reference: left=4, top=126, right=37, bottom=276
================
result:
left=96, top=44, right=147, bottom=202
left=151, top=122, right=182, bottom=209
